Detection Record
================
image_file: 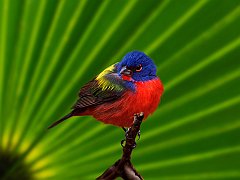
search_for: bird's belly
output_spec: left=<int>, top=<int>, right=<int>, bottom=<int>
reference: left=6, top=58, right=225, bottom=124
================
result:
left=91, top=79, right=163, bottom=127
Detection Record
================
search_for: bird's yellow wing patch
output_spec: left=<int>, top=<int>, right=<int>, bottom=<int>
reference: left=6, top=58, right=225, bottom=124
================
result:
left=96, top=63, right=124, bottom=91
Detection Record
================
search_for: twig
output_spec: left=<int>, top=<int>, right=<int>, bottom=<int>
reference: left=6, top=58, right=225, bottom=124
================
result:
left=96, top=112, right=144, bottom=180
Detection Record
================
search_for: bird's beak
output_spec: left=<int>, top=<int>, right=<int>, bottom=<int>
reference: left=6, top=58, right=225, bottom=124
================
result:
left=120, top=66, right=132, bottom=77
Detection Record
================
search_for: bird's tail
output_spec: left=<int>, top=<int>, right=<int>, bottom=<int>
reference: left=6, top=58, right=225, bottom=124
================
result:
left=47, top=112, right=73, bottom=129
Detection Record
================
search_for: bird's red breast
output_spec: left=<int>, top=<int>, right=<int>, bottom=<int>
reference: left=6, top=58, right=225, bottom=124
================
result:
left=82, top=78, right=164, bottom=127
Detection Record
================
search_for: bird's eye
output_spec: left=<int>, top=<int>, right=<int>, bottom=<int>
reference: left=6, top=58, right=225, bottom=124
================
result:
left=135, top=64, right=142, bottom=72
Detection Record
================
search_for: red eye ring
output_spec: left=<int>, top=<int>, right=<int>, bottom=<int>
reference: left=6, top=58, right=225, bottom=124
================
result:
left=136, top=64, right=142, bottom=72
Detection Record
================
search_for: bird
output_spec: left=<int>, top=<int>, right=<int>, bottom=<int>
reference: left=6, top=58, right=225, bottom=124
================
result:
left=48, top=51, right=164, bottom=129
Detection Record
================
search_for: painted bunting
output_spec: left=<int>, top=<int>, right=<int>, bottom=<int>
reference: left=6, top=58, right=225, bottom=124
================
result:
left=48, top=51, right=164, bottom=129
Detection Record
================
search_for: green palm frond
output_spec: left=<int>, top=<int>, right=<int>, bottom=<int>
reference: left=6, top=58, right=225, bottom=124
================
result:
left=0, top=0, right=240, bottom=179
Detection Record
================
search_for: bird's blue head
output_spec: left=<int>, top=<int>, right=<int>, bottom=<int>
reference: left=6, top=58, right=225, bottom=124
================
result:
left=117, top=51, right=157, bottom=82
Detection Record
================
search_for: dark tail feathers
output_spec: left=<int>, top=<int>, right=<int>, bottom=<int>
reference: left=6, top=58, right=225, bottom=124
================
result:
left=47, top=112, right=73, bottom=129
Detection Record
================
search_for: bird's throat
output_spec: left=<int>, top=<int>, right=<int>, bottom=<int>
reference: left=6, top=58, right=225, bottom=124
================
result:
left=121, top=75, right=133, bottom=81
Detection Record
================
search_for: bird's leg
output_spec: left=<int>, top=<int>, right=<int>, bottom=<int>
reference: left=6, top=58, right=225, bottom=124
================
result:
left=121, top=127, right=130, bottom=147
left=121, top=127, right=126, bottom=147
left=121, top=127, right=130, bottom=138
left=125, top=128, right=130, bottom=138
left=122, top=127, right=127, bottom=132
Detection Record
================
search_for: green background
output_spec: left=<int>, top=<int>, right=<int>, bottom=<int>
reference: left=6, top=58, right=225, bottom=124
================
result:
left=0, top=0, right=240, bottom=179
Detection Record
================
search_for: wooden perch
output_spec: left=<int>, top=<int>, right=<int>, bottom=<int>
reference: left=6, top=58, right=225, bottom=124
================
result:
left=96, top=112, right=144, bottom=180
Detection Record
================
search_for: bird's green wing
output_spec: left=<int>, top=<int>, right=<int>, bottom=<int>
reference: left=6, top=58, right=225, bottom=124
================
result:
left=72, top=63, right=126, bottom=109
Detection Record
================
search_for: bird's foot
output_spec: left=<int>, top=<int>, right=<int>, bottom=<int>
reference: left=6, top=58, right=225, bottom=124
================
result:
left=121, top=127, right=139, bottom=148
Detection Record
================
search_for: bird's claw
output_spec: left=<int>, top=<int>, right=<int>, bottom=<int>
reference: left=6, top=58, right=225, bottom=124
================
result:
left=131, top=142, right=137, bottom=149
left=137, top=130, right=141, bottom=140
